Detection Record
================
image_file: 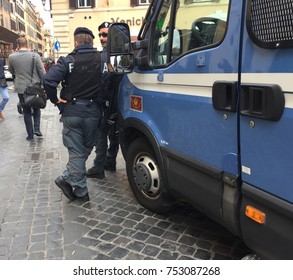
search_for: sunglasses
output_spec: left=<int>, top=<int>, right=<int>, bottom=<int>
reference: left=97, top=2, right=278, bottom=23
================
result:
left=99, top=32, right=108, bottom=37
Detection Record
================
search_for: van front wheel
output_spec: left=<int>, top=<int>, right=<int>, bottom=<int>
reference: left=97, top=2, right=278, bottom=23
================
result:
left=126, top=138, right=175, bottom=213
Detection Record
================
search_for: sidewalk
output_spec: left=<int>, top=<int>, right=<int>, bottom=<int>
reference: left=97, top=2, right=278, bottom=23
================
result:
left=0, top=86, right=251, bottom=260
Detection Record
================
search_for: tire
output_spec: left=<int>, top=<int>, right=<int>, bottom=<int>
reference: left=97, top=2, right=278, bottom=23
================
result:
left=126, top=138, right=175, bottom=213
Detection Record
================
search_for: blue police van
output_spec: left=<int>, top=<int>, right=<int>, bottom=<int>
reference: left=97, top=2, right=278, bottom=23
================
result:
left=107, top=0, right=293, bottom=259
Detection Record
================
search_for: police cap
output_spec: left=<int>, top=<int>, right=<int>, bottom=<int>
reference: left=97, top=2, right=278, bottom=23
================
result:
left=98, top=22, right=111, bottom=31
left=74, top=27, right=95, bottom=39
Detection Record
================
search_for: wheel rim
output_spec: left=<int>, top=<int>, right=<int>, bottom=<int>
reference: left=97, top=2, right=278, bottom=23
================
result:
left=132, top=154, right=161, bottom=199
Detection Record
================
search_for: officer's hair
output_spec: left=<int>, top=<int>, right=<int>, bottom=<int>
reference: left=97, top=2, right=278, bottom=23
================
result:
left=74, top=34, right=93, bottom=45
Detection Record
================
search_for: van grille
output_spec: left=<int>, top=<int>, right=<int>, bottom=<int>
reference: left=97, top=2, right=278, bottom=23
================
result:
left=247, top=0, right=293, bottom=48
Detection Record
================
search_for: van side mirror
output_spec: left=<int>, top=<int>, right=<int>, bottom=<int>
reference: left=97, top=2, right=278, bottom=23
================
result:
left=107, top=23, right=134, bottom=74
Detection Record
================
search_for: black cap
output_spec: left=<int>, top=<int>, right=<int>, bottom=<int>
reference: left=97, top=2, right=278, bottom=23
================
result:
left=98, top=22, right=111, bottom=31
left=74, top=27, right=95, bottom=39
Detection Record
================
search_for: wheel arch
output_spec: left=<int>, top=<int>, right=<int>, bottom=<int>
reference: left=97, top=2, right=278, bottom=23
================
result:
left=119, top=116, right=169, bottom=186
left=119, top=117, right=162, bottom=158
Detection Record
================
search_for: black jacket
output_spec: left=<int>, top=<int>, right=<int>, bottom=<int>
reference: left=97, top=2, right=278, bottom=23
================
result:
left=43, top=45, right=103, bottom=104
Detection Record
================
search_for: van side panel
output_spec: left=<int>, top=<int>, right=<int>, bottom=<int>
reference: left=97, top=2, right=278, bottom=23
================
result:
left=239, top=0, right=293, bottom=258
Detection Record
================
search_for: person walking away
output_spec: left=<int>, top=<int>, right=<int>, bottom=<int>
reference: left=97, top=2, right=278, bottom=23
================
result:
left=86, top=21, right=121, bottom=179
left=8, top=37, right=45, bottom=140
left=43, top=27, right=103, bottom=202
left=44, top=57, right=55, bottom=73
left=0, top=50, right=9, bottom=120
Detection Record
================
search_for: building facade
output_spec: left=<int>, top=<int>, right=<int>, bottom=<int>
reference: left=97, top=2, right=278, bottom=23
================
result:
left=0, top=0, right=47, bottom=64
left=49, top=0, right=151, bottom=58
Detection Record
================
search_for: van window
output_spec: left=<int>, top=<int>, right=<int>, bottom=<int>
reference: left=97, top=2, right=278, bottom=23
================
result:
left=152, top=0, right=230, bottom=66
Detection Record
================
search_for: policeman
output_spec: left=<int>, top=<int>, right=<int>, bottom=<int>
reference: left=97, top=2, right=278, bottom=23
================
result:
left=87, top=21, right=121, bottom=179
left=43, top=27, right=103, bottom=202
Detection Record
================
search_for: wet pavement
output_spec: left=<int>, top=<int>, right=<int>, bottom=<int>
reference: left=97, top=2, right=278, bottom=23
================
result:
left=0, top=83, right=252, bottom=260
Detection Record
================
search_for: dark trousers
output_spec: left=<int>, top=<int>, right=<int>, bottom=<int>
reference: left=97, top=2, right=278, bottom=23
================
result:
left=61, top=115, right=100, bottom=196
left=93, top=121, right=119, bottom=171
left=106, top=125, right=119, bottom=165
left=18, top=93, right=41, bottom=138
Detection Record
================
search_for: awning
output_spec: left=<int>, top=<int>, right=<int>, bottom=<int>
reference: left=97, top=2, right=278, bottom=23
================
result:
left=0, top=26, right=19, bottom=49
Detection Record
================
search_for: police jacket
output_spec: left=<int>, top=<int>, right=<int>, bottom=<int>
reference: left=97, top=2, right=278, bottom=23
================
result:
left=100, top=47, right=122, bottom=117
left=43, top=45, right=102, bottom=105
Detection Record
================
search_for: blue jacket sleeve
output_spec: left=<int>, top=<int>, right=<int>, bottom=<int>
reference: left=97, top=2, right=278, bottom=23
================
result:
left=43, top=56, right=69, bottom=104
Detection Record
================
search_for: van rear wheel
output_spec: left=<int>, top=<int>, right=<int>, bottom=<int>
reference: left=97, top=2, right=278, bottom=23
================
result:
left=126, top=138, right=175, bottom=213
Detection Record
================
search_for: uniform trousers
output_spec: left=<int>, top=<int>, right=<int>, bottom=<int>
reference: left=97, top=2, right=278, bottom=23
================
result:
left=92, top=119, right=119, bottom=172
left=106, top=124, right=119, bottom=165
left=61, top=115, right=100, bottom=197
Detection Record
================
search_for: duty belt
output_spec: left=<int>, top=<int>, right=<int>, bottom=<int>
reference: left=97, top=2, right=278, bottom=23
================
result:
left=70, top=98, right=95, bottom=105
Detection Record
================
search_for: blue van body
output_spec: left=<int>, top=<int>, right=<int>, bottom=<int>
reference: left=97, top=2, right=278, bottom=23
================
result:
left=111, top=0, right=293, bottom=259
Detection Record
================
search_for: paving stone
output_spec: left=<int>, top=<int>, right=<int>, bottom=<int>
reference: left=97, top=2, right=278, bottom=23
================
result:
left=177, top=244, right=196, bottom=256
left=100, top=232, right=118, bottom=242
left=133, top=231, right=150, bottom=241
left=126, top=240, right=146, bottom=252
left=162, top=231, right=180, bottom=241
left=148, top=226, right=165, bottom=237
left=141, top=245, right=161, bottom=257
left=108, top=225, right=123, bottom=234
left=146, top=236, right=164, bottom=246
left=135, top=222, right=151, bottom=232
left=112, top=236, right=131, bottom=247
left=76, top=237, right=100, bottom=248
left=194, top=249, right=212, bottom=260
left=87, top=228, right=104, bottom=238
left=157, top=250, right=178, bottom=260
left=0, top=245, right=9, bottom=256
left=31, top=225, right=47, bottom=234
left=94, top=253, right=112, bottom=260
left=178, top=235, right=197, bottom=246
left=108, top=247, right=129, bottom=259
left=28, top=252, right=45, bottom=260
left=97, top=242, right=115, bottom=253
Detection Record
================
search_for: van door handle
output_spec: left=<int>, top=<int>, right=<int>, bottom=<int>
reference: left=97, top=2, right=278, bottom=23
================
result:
left=212, top=81, right=237, bottom=112
left=240, top=84, right=285, bottom=121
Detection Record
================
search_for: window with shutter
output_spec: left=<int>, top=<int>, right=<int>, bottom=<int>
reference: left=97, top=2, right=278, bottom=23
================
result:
left=69, top=0, right=77, bottom=9
left=139, top=0, right=151, bottom=4
left=130, top=0, right=138, bottom=6
left=78, top=0, right=92, bottom=8
left=131, top=0, right=151, bottom=6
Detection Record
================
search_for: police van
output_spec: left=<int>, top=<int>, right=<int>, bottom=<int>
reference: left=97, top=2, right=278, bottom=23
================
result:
left=107, top=0, right=293, bottom=259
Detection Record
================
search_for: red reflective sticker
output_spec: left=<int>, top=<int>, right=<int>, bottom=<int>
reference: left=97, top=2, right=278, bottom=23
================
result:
left=130, top=95, right=143, bottom=112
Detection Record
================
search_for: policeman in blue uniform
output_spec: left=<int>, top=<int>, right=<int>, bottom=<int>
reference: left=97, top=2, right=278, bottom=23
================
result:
left=43, top=27, right=103, bottom=202
left=87, top=22, right=121, bottom=179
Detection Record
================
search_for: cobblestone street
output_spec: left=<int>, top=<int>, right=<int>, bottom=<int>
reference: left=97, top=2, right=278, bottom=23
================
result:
left=0, top=85, right=252, bottom=260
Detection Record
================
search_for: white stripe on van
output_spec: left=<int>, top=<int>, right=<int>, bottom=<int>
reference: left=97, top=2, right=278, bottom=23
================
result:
left=127, top=73, right=293, bottom=108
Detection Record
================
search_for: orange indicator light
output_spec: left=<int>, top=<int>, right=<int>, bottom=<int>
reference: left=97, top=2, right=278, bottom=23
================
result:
left=245, top=205, right=266, bottom=224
